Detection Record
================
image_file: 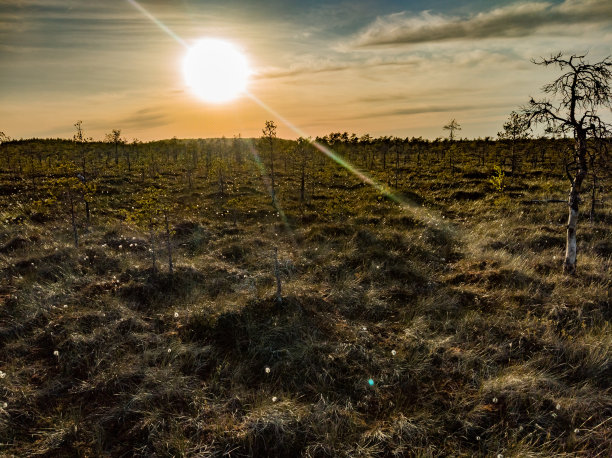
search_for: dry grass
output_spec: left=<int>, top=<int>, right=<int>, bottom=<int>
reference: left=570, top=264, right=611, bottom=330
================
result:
left=0, top=144, right=610, bottom=457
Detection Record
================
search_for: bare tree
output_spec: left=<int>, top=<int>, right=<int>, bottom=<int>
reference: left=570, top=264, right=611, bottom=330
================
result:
left=73, top=121, right=87, bottom=175
left=522, top=52, right=612, bottom=274
left=443, top=119, right=461, bottom=141
left=105, top=129, right=123, bottom=166
left=498, top=111, right=530, bottom=176
left=261, top=120, right=277, bottom=203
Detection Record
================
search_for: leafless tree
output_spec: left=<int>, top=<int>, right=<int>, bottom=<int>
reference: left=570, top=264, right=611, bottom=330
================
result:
left=443, top=119, right=461, bottom=141
left=521, top=52, right=612, bottom=274
left=498, top=111, right=530, bottom=176
left=105, top=129, right=123, bottom=166
left=261, top=120, right=277, bottom=203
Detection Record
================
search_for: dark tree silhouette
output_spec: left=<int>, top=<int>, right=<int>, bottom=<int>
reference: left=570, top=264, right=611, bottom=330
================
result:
left=261, top=120, right=277, bottom=203
left=443, top=118, right=461, bottom=141
left=498, top=111, right=530, bottom=176
left=522, top=52, right=612, bottom=274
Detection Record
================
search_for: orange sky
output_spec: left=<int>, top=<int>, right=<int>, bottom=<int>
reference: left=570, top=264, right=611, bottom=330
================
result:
left=1, top=0, right=611, bottom=141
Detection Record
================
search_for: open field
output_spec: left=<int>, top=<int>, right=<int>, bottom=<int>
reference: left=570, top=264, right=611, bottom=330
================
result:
left=0, top=137, right=610, bottom=457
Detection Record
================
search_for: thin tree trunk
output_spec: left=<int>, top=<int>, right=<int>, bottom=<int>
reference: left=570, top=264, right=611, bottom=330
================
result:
left=70, top=192, right=78, bottom=248
left=164, top=213, right=173, bottom=277
left=149, top=224, right=157, bottom=275
left=300, top=164, right=305, bottom=202
left=563, top=137, right=587, bottom=275
left=269, top=143, right=276, bottom=203
left=590, top=159, right=596, bottom=223
left=274, top=247, right=282, bottom=304
left=564, top=183, right=580, bottom=275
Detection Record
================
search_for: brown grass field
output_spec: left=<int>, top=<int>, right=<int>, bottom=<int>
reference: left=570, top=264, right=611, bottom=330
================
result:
left=0, top=137, right=610, bottom=456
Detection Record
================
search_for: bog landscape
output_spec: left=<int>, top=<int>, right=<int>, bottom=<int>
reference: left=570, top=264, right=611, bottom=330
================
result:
left=1, top=0, right=611, bottom=457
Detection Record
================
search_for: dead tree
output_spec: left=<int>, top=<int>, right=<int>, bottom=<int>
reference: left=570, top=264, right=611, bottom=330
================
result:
left=261, top=121, right=277, bottom=203
left=522, top=52, right=612, bottom=274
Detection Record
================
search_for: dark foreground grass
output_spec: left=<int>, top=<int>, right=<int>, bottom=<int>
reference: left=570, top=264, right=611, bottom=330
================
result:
left=0, top=162, right=610, bottom=457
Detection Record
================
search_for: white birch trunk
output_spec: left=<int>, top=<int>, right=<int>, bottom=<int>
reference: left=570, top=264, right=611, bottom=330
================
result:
left=563, top=201, right=578, bottom=275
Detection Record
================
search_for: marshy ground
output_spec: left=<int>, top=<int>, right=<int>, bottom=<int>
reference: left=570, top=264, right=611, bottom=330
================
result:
left=0, top=138, right=610, bottom=456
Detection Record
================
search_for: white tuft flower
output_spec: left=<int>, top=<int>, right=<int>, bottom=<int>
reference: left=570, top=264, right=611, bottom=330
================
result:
left=167, top=348, right=172, bottom=353
left=556, top=403, right=561, bottom=410
left=574, top=428, right=579, bottom=434
left=265, top=367, right=271, bottom=374
left=118, top=245, right=123, bottom=249
left=492, top=397, right=498, bottom=404
left=391, top=350, right=397, bottom=356
left=174, top=312, right=179, bottom=318
left=63, top=304, right=68, bottom=308
left=53, top=350, right=59, bottom=357
left=272, top=396, right=278, bottom=402
left=476, top=436, right=480, bottom=441
left=0, top=371, right=5, bottom=379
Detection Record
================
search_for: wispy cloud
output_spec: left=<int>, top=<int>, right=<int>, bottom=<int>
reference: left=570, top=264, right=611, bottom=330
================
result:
left=350, top=0, right=612, bottom=47
left=256, top=56, right=421, bottom=80
left=348, top=102, right=511, bottom=120
left=87, top=106, right=171, bottom=131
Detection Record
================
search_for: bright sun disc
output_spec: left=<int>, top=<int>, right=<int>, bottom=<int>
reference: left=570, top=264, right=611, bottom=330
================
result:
left=183, top=38, right=250, bottom=104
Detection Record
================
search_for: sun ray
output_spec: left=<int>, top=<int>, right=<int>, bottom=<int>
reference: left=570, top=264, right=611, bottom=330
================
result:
left=126, top=0, right=188, bottom=48
left=125, top=0, right=445, bottom=229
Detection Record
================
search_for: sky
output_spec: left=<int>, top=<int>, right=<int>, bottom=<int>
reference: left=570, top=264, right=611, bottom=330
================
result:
left=1, top=0, right=611, bottom=141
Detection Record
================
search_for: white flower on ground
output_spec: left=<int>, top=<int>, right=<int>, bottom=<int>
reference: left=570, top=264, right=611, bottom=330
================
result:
left=174, top=312, right=179, bottom=318
left=391, top=350, right=397, bottom=356
left=167, top=348, right=172, bottom=353
left=574, top=428, right=579, bottom=434
left=272, top=396, right=278, bottom=402
left=0, top=371, right=5, bottom=378
left=53, top=350, right=59, bottom=357
left=556, top=403, right=561, bottom=410
left=265, top=367, right=270, bottom=374
left=492, top=397, right=498, bottom=403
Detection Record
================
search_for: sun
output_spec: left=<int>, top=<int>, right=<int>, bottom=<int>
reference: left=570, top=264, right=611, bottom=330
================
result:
left=182, top=38, right=250, bottom=104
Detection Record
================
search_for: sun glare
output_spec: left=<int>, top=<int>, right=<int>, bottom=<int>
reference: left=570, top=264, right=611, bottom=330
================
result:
left=182, top=38, right=250, bottom=104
